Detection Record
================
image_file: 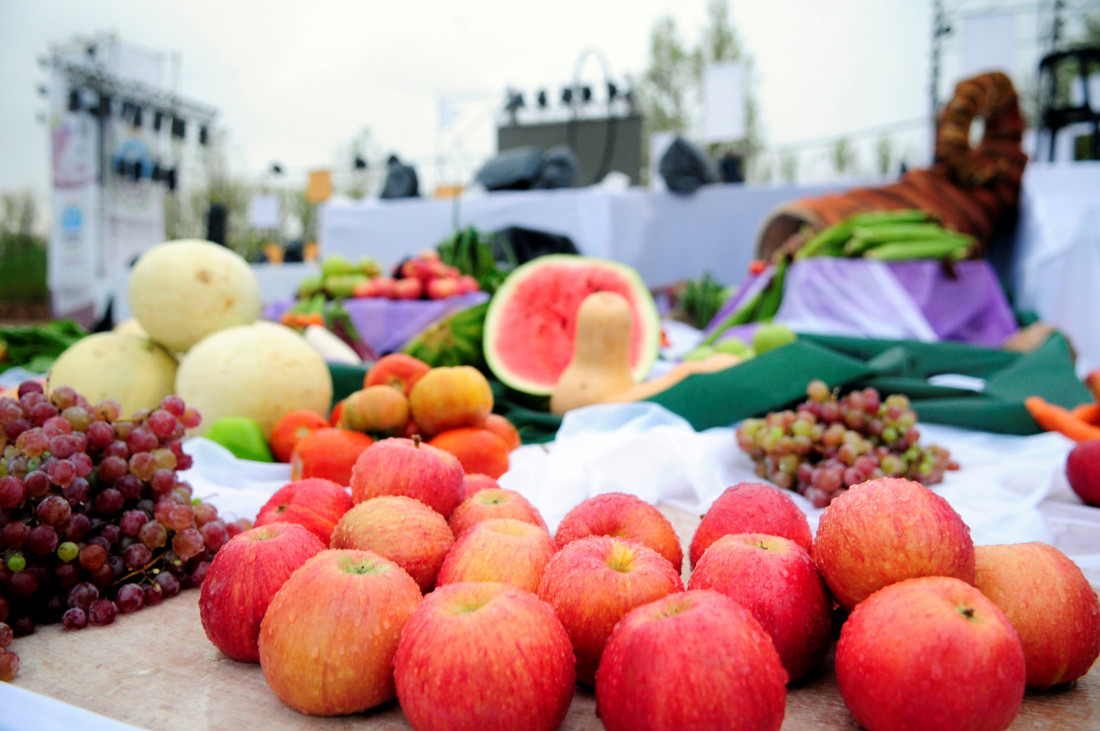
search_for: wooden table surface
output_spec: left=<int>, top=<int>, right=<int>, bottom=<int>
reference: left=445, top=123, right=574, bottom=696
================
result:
left=9, top=506, right=1100, bottom=730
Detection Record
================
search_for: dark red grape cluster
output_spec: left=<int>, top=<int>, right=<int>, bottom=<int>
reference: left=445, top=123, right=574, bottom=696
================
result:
left=735, top=380, right=959, bottom=508
left=0, top=380, right=249, bottom=678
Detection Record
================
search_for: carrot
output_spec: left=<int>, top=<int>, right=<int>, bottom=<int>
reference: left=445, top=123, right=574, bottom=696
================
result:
left=1070, top=402, right=1100, bottom=426
left=1024, top=396, right=1100, bottom=442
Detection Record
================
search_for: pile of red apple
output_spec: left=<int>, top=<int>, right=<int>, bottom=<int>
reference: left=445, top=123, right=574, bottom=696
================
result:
left=351, top=250, right=480, bottom=301
left=198, top=456, right=1100, bottom=729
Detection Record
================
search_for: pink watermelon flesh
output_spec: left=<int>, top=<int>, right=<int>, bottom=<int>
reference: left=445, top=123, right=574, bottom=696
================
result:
left=485, top=258, right=658, bottom=395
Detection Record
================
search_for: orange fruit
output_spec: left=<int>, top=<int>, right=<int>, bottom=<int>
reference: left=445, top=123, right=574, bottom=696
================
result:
left=269, top=409, right=329, bottom=463
left=427, top=427, right=510, bottom=479
left=290, top=427, right=375, bottom=486
left=484, top=413, right=521, bottom=451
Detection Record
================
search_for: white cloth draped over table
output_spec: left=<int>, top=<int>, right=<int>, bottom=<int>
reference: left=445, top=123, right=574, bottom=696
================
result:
left=178, top=401, right=1099, bottom=590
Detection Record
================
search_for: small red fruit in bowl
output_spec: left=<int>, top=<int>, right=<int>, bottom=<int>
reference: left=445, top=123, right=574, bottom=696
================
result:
left=1065, top=438, right=1100, bottom=507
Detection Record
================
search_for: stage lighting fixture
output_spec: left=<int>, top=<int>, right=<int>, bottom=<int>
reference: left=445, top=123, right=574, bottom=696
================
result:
left=354, top=155, right=368, bottom=170
left=537, top=90, right=548, bottom=108
left=199, top=126, right=209, bottom=145
left=270, top=163, right=284, bottom=175
left=68, top=89, right=81, bottom=112
left=607, top=82, right=618, bottom=100
left=505, top=92, right=524, bottom=112
left=153, top=110, right=164, bottom=131
left=561, top=87, right=573, bottom=104
left=581, top=85, right=592, bottom=103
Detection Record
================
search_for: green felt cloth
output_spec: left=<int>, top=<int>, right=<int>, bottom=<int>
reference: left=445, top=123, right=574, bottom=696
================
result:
left=327, top=332, right=1091, bottom=445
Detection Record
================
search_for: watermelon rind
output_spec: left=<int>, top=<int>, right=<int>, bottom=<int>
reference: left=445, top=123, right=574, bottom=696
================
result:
left=482, top=254, right=661, bottom=397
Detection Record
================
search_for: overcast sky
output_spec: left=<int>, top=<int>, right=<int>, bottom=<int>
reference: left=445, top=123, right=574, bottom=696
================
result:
left=0, top=0, right=1073, bottom=201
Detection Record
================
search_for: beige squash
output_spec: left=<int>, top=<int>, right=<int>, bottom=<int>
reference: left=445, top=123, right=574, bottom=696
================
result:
left=549, top=292, right=638, bottom=415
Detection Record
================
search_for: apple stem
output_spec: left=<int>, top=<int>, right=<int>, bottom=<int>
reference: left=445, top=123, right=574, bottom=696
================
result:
left=963, top=607, right=975, bottom=618
left=412, top=434, right=421, bottom=448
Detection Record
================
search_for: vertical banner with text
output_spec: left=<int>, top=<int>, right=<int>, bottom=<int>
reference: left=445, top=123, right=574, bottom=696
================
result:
left=47, top=65, right=101, bottom=319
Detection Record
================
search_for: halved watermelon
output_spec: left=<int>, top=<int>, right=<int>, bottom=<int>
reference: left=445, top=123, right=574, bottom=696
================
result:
left=483, top=255, right=661, bottom=396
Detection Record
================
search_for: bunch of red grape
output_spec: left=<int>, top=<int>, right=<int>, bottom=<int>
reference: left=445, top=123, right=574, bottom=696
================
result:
left=0, top=380, right=249, bottom=678
left=735, top=380, right=959, bottom=508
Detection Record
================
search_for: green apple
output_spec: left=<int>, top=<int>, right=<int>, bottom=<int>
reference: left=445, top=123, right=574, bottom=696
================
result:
left=321, top=254, right=355, bottom=278
left=751, top=323, right=797, bottom=354
left=681, top=344, right=715, bottom=361
left=714, top=337, right=752, bottom=358
left=204, top=416, right=274, bottom=462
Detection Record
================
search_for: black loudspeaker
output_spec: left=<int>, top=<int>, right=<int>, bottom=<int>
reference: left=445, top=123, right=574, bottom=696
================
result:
left=491, top=226, right=579, bottom=267
left=206, top=203, right=228, bottom=246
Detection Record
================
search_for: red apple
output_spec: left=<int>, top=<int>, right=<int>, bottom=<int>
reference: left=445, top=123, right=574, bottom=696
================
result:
left=688, top=532, right=834, bottom=682
left=448, top=487, right=548, bottom=538
left=813, top=477, right=975, bottom=612
left=393, top=581, right=575, bottom=731
left=371, top=275, right=397, bottom=299
left=253, top=478, right=354, bottom=544
left=349, top=437, right=466, bottom=518
left=1066, top=438, right=1100, bottom=507
left=330, top=496, right=455, bottom=592
left=435, top=518, right=557, bottom=593
left=555, top=492, right=683, bottom=574
left=364, top=353, right=431, bottom=397
left=351, top=279, right=376, bottom=298
left=257, top=549, right=422, bottom=715
left=689, top=482, right=812, bottom=568
left=464, top=472, right=502, bottom=496
left=457, top=274, right=480, bottom=294
left=974, top=542, right=1100, bottom=689
left=392, top=277, right=423, bottom=300
left=198, top=522, right=326, bottom=663
left=536, top=535, right=683, bottom=687
left=836, top=576, right=1026, bottom=731
left=426, top=276, right=462, bottom=300
left=595, top=589, right=787, bottom=731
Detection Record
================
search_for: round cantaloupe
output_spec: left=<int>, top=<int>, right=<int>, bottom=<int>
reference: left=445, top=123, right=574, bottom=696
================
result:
left=128, top=239, right=262, bottom=353
left=46, top=332, right=178, bottom=418
left=175, top=321, right=332, bottom=439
